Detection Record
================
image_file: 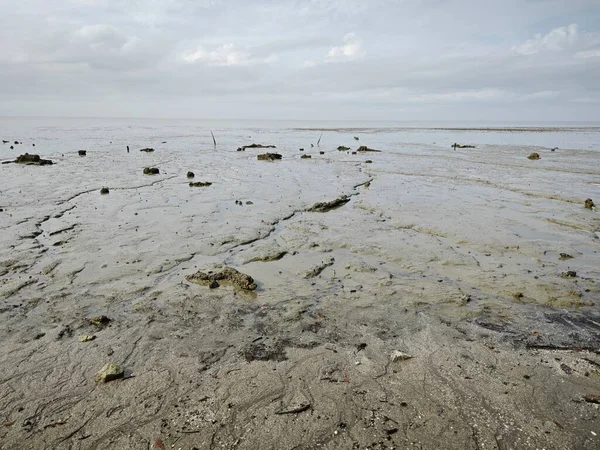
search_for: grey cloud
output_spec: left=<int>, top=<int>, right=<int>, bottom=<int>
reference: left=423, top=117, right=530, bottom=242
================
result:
left=0, top=0, right=598, bottom=120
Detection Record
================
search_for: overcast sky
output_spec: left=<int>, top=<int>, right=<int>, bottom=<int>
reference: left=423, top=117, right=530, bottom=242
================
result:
left=1, top=0, right=599, bottom=121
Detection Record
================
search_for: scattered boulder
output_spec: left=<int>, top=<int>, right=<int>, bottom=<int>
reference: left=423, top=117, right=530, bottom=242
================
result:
left=365, top=160, right=373, bottom=163
left=143, top=167, right=159, bottom=175
left=337, top=146, right=350, bottom=151
left=78, top=150, right=87, bottom=156
left=209, top=280, right=220, bottom=289
left=527, top=153, right=541, bottom=160
left=320, top=151, right=325, bottom=155
left=78, top=335, right=96, bottom=342
left=15, top=153, right=53, bottom=165
left=10, top=145, right=13, bottom=149
left=246, top=201, right=254, bottom=205
left=299, top=148, right=304, bottom=152
left=2, top=140, right=8, bottom=144
left=551, top=147, right=558, bottom=151
left=186, top=267, right=257, bottom=290
left=354, top=136, right=359, bottom=141
left=559, top=253, right=573, bottom=260
left=94, top=363, right=124, bottom=383
left=140, top=148, right=154, bottom=152
left=187, top=171, right=195, bottom=179
left=257, top=153, right=282, bottom=161
left=309, top=195, right=351, bottom=212
left=391, top=350, right=414, bottom=362
left=561, top=271, right=577, bottom=278
left=351, top=152, right=357, bottom=155
left=301, top=154, right=312, bottom=159
left=100, top=187, right=110, bottom=195
left=238, top=143, right=276, bottom=151
left=452, top=143, right=475, bottom=149
left=584, top=198, right=595, bottom=209
left=90, top=315, right=111, bottom=328
left=14, top=141, right=19, bottom=145
left=357, top=146, right=381, bottom=152
left=189, top=181, right=212, bottom=187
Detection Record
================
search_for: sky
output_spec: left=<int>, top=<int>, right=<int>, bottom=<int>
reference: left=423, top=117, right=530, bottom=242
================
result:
left=1, top=0, right=599, bottom=121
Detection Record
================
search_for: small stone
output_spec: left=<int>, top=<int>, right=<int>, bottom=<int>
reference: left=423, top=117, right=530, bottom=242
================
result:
left=90, top=315, right=112, bottom=328
left=246, top=201, right=253, bottom=205
left=527, top=152, right=541, bottom=160
left=79, top=335, right=96, bottom=342
left=143, top=167, right=159, bottom=175
left=584, top=198, right=594, bottom=209
left=559, top=253, right=573, bottom=260
left=78, top=150, right=87, bottom=156
left=209, top=280, right=220, bottom=289
left=187, top=171, right=195, bottom=179
left=391, top=350, right=413, bottom=362
left=100, top=187, right=109, bottom=195
left=94, top=363, right=124, bottom=383
left=561, top=271, right=577, bottom=278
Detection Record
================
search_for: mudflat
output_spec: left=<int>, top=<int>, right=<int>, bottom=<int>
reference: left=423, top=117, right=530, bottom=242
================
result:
left=1, top=124, right=599, bottom=449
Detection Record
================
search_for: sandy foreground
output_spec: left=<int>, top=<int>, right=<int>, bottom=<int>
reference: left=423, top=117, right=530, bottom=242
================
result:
left=0, top=127, right=599, bottom=449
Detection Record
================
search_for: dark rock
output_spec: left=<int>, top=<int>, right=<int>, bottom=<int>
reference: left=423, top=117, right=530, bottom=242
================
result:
left=89, top=315, right=112, bottom=328
left=257, top=153, right=282, bottom=161
left=189, top=181, right=212, bottom=187
left=584, top=198, right=594, bottom=209
left=309, top=196, right=351, bottom=212
left=337, top=146, right=350, bottom=151
left=238, top=143, right=276, bottom=151
left=365, top=160, right=373, bottom=163
left=209, top=280, right=220, bottom=289
left=559, top=253, right=573, bottom=260
left=140, top=148, right=154, bottom=152
left=246, top=201, right=254, bottom=205
left=299, top=148, right=304, bottom=151
left=357, top=146, right=381, bottom=152
left=301, top=154, right=312, bottom=159
left=452, top=143, right=475, bottom=149
left=14, top=141, right=18, bottom=145
left=10, top=145, right=13, bottom=149
left=186, top=267, right=257, bottom=290
left=187, top=171, right=195, bottom=179
left=319, top=151, right=325, bottom=155
left=15, top=153, right=53, bottom=165
left=78, top=150, right=86, bottom=156
left=561, top=271, right=577, bottom=278
left=351, top=152, right=357, bottom=155
left=2, top=140, right=8, bottom=144
left=100, top=187, right=109, bottom=195
left=354, top=136, right=359, bottom=141
left=527, top=152, right=541, bottom=160
left=143, top=167, right=159, bottom=175
left=583, top=395, right=600, bottom=404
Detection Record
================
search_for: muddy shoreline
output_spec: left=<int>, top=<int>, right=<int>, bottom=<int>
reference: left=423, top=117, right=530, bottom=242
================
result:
left=1, top=126, right=599, bottom=449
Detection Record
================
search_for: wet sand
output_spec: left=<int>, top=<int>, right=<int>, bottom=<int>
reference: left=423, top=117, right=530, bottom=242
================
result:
left=1, top=125, right=599, bottom=449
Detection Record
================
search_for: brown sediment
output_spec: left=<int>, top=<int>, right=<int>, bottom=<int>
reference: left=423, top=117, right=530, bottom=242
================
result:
left=308, top=196, right=350, bottom=212
left=257, top=153, right=282, bottom=161
left=356, top=146, right=381, bottom=152
left=186, top=267, right=257, bottom=290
